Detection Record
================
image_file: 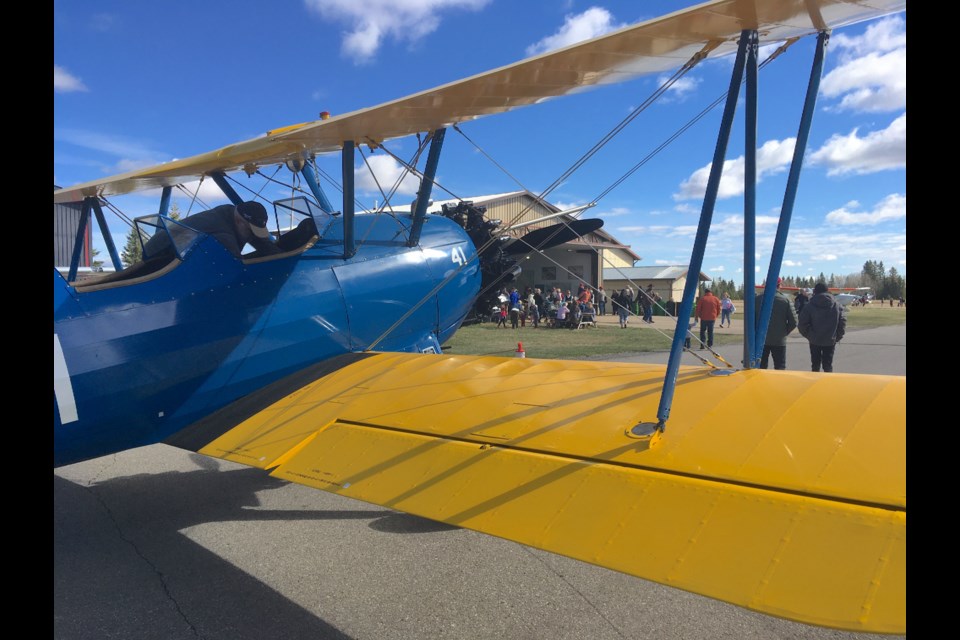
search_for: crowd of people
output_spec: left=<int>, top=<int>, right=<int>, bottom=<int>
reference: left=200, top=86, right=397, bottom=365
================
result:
left=490, top=282, right=666, bottom=330
left=492, top=283, right=599, bottom=329
left=487, top=279, right=852, bottom=373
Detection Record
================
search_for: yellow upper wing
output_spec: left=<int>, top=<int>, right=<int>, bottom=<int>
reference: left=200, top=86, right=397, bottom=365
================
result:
left=54, top=0, right=905, bottom=204
left=169, top=352, right=905, bottom=634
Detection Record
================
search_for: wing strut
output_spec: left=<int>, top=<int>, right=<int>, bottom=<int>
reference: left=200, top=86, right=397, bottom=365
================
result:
left=300, top=163, right=335, bottom=214
left=90, top=197, right=123, bottom=272
left=67, top=199, right=93, bottom=282
left=158, top=186, right=172, bottom=217
left=743, top=31, right=759, bottom=367
left=342, top=141, right=356, bottom=259
left=753, top=30, right=830, bottom=363
left=650, top=31, right=754, bottom=432
left=408, top=128, right=446, bottom=247
left=210, top=172, right=243, bottom=205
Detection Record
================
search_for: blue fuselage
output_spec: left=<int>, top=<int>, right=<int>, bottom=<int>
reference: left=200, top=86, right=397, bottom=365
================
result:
left=54, top=213, right=479, bottom=467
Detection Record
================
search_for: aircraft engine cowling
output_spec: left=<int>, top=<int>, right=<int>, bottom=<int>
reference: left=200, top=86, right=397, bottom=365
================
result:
left=439, top=201, right=518, bottom=320
left=439, top=201, right=605, bottom=322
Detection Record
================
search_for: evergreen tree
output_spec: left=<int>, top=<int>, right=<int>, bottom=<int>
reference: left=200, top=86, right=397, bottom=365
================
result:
left=886, top=266, right=904, bottom=299
left=120, top=227, right=146, bottom=267
left=120, top=202, right=183, bottom=267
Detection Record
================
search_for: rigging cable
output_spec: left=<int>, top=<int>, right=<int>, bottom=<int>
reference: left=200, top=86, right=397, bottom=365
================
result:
left=365, top=47, right=708, bottom=351
left=451, top=39, right=800, bottom=365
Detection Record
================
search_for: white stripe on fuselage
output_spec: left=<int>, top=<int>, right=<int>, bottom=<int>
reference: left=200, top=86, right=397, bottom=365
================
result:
left=54, top=334, right=78, bottom=424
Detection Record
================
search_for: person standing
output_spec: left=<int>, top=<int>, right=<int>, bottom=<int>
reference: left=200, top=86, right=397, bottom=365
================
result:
left=798, top=282, right=846, bottom=372
left=719, top=292, right=735, bottom=328
left=641, top=284, right=655, bottom=323
left=794, top=288, right=809, bottom=316
left=754, top=279, right=797, bottom=369
left=624, top=287, right=635, bottom=319
left=596, top=286, right=607, bottom=316
left=614, top=289, right=630, bottom=328
left=527, top=289, right=540, bottom=328
left=496, top=305, right=508, bottom=328
left=695, top=288, right=721, bottom=349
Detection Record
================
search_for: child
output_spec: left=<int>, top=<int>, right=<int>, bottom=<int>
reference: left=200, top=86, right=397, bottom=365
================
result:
left=684, top=318, right=697, bottom=349
left=509, top=306, right=520, bottom=329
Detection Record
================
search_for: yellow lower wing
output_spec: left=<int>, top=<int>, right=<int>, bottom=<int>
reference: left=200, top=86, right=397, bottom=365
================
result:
left=178, top=353, right=905, bottom=634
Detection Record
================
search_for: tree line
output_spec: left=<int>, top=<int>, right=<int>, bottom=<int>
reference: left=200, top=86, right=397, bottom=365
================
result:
left=705, top=260, right=905, bottom=301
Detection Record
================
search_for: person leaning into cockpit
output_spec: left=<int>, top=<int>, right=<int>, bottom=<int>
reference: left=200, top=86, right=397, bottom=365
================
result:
left=144, top=201, right=280, bottom=260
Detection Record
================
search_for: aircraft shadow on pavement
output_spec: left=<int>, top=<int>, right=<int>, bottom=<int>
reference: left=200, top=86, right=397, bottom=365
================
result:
left=54, top=461, right=459, bottom=639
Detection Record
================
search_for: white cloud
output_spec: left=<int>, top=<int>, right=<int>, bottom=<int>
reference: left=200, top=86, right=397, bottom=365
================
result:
left=674, top=138, right=796, bottom=200
left=54, top=128, right=170, bottom=175
left=718, top=214, right=781, bottom=227
left=782, top=260, right=802, bottom=267
left=783, top=228, right=905, bottom=268
left=654, top=259, right=670, bottom=265
left=820, top=15, right=905, bottom=113
left=617, top=224, right=694, bottom=237
left=133, top=181, right=230, bottom=212
left=831, top=15, right=905, bottom=58
left=552, top=200, right=593, bottom=214
left=599, top=206, right=631, bottom=217
left=55, top=129, right=160, bottom=160
left=711, top=265, right=725, bottom=272
left=173, top=180, right=229, bottom=204
left=825, top=193, right=905, bottom=226
left=54, top=65, right=88, bottom=93
left=809, top=113, right=905, bottom=176
left=656, top=74, right=700, bottom=103
left=526, top=7, right=626, bottom=56
left=356, top=154, right=421, bottom=196
left=305, top=0, right=490, bottom=64
left=820, top=49, right=905, bottom=112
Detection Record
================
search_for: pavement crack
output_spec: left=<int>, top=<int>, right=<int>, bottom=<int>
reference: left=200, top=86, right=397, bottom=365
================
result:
left=88, top=454, right=119, bottom=486
left=522, top=546, right=628, bottom=639
left=84, top=484, right=204, bottom=639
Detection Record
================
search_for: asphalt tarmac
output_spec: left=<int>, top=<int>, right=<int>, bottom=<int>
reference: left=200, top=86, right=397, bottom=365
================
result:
left=54, top=324, right=906, bottom=640
left=601, top=321, right=907, bottom=376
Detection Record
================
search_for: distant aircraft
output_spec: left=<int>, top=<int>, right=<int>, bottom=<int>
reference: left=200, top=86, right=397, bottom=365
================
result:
left=757, top=284, right=872, bottom=306
left=834, top=289, right=872, bottom=306
left=54, top=0, right=906, bottom=634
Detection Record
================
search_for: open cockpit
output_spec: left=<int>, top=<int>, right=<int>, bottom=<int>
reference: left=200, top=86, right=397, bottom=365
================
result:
left=70, top=196, right=334, bottom=292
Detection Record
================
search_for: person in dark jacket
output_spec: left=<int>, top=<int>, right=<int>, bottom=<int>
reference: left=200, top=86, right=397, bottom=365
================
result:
left=755, top=278, right=798, bottom=369
left=794, top=289, right=809, bottom=315
left=797, top=282, right=846, bottom=372
left=144, top=201, right=279, bottom=260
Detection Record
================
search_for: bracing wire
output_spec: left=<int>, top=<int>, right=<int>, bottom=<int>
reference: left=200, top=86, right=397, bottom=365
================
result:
left=449, top=40, right=798, bottom=363
left=366, top=48, right=708, bottom=351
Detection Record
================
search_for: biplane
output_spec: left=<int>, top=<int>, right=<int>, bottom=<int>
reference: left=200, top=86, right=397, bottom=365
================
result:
left=834, top=288, right=873, bottom=306
left=54, top=0, right=906, bottom=634
left=756, top=284, right=873, bottom=306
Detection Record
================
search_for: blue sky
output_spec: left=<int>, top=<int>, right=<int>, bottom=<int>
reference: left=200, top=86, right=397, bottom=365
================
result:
left=54, top=0, right=906, bottom=284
